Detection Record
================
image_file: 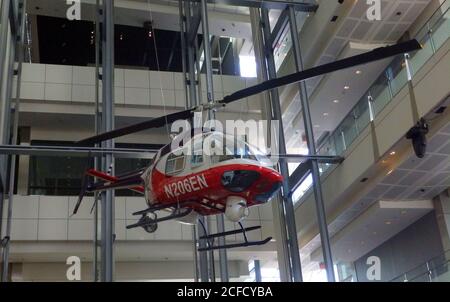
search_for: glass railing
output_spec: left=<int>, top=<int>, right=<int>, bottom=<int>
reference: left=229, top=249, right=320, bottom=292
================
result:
left=294, top=0, right=450, bottom=204
left=390, top=250, right=450, bottom=282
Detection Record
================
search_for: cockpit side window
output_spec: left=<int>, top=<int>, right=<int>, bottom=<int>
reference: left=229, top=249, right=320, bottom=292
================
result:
left=166, top=152, right=185, bottom=175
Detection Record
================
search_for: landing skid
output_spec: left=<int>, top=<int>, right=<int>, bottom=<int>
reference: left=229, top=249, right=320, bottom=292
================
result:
left=197, top=221, right=272, bottom=252
left=126, top=208, right=193, bottom=232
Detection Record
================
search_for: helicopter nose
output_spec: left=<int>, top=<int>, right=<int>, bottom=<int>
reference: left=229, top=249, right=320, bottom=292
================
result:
left=254, top=181, right=282, bottom=203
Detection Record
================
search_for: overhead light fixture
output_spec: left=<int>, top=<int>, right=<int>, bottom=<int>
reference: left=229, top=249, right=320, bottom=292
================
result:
left=323, top=112, right=329, bottom=117
left=333, top=99, right=340, bottom=104
left=390, top=151, right=396, bottom=156
left=344, top=85, right=350, bottom=90
left=356, top=70, right=362, bottom=75
left=387, top=170, right=394, bottom=175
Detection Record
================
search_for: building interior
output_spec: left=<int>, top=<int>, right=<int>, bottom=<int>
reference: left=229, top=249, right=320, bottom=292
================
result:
left=0, top=0, right=450, bottom=282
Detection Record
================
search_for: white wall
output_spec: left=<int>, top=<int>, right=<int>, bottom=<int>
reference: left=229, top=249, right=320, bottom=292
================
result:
left=2, top=195, right=275, bottom=243
left=14, top=63, right=261, bottom=112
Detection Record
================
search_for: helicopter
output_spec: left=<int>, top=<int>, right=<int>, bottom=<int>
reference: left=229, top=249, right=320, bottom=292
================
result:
left=73, top=39, right=421, bottom=251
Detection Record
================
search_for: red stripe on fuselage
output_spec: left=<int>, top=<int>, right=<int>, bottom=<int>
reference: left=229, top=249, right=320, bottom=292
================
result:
left=151, top=163, right=282, bottom=216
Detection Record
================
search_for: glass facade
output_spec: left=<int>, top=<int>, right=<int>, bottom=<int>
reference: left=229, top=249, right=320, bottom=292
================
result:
left=28, top=141, right=152, bottom=196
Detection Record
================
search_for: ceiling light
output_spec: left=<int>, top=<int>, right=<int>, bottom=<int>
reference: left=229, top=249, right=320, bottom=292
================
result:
left=390, top=151, right=396, bottom=156
left=356, top=70, right=362, bottom=75
left=385, top=221, right=392, bottom=225
left=333, top=99, right=340, bottom=104
left=344, top=85, right=350, bottom=90
left=387, top=170, right=394, bottom=175
left=323, top=113, right=329, bottom=117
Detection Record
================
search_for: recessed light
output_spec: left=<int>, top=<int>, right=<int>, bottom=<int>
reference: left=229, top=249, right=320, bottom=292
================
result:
left=356, top=70, right=362, bottom=75
left=333, top=99, right=340, bottom=104
left=323, top=113, right=329, bottom=117
left=390, top=151, right=396, bottom=156
left=344, top=85, right=350, bottom=90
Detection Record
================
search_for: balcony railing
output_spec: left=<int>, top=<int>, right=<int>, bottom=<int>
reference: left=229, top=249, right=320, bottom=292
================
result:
left=294, top=0, right=450, bottom=203
left=390, top=249, right=450, bottom=282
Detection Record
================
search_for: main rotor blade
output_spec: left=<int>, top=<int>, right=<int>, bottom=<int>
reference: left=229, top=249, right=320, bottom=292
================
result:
left=76, top=109, right=193, bottom=146
left=220, top=39, right=421, bottom=104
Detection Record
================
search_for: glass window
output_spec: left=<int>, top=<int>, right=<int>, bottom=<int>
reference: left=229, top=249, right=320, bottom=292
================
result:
left=166, top=153, right=185, bottom=175
left=28, top=141, right=152, bottom=196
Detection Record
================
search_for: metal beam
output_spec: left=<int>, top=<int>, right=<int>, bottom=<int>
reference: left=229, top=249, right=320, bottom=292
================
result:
left=249, top=7, right=291, bottom=282
left=260, top=8, right=303, bottom=282
left=274, top=154, right=343, bottom=164
left=254, top=260, right=262, bottom=282
left=101, top=0, right=116, bottom=282
left=187, top=3, right=201, bottom=44
left=1, top=0, right=26, bottom=282
left=270, top=7, right=289, bottom=51
left=200, top=0, right=229, bottom=282
left=0, top=145, right=157, bottom=158
left=175, top=0, right=318, bottom=11
left=288, top=6, right=335, bottom=282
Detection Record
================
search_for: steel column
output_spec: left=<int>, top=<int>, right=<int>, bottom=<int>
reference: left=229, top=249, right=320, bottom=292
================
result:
left=184, top=0, right=209, bottom=281
left=216, top=214, right=229, bottom=282
left=0, top=0, right=11, bottom=251
left=179, top=0, right=190, bottom=109
left=93, top=0, right=101, bottom=282
left=260, top=8, right=303, bottom=282
left=1, top=0, right=26, bottom=282
left=184, top=0, right=197, bottom=108
left=254, top=260, right=262, bottom=282
left=249, top=7, right=291, bottom=282
left=200, top=0, right=229, bottom=282
left=100, top=0, right=115, bottom=282
left=192, top=225, right=199, bottom=282
left=197, top=216, right=209, bottom=281
left=288, top=6, right=335, bottom=282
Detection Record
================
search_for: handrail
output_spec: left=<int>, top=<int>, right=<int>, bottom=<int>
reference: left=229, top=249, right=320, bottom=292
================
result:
left=390, top=249, right=450, bottom=282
